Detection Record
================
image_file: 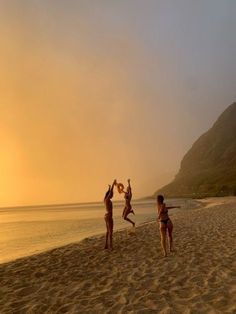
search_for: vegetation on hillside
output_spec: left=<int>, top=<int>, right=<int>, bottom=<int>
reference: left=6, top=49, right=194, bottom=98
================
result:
left=156, top=102, right=236, bottom=198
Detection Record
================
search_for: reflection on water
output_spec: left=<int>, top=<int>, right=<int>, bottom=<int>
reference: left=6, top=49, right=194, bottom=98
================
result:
left=0, top=199, right=183, bottom=263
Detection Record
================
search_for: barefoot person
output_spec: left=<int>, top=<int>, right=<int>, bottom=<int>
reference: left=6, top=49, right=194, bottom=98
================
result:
left=157, top=194, right=180, bottom=257
left=122, top=179, right=135, bottom=227
left=104, top=179, right=116, bottom=250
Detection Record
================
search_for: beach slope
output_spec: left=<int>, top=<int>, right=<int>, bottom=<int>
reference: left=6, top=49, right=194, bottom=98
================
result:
left=1, top=197, right=236, bottom=313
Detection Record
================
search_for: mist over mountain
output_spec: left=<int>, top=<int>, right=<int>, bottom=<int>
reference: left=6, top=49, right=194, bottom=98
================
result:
left=156, top=102, right=236, bottom=198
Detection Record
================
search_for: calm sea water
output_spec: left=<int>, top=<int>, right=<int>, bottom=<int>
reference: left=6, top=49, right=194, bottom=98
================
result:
left=0, top=199, right=183, bottom=263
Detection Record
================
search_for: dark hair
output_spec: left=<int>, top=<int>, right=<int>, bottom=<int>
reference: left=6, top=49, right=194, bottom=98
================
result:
left=157, top=194, right=164, bottom=204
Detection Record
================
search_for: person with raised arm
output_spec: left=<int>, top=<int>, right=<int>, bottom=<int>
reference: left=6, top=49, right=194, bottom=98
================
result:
left=104, top=179, right=117, bottom=250
left=157, top=194, right=181, bottom=257
left=122, top=179, right=135, bottom=227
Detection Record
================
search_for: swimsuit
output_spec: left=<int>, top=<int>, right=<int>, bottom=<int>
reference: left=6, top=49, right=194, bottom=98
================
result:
left=124, top=193, right=132, bottom=213
left=158, top=205, right=169, bottom=225
left=160, top=218, right=169, bottom=225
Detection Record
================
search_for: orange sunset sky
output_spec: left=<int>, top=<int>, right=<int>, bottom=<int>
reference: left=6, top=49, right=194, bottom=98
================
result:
left=1, top=1, right=236, bottom=206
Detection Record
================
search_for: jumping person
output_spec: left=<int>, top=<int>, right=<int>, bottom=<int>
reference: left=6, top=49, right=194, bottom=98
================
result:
left=122, top=179, right=135, bottom=227
left=104, top=179, right=116, bottom=250
left=157, top=194, right=180, bottom=257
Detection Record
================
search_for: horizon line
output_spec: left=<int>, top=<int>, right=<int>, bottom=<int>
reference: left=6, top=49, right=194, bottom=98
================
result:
left=0, top=196, right=155, bottom=210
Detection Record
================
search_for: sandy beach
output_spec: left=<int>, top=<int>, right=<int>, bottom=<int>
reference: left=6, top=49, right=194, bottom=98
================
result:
left=1, top=197, right=236, bottom=313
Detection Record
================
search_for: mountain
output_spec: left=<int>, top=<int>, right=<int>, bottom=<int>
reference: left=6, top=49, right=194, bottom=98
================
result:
left=156, top=102, right=236, bottom=198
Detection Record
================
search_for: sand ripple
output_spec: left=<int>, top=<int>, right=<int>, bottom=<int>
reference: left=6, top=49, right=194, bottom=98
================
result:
left=0, top=197, right=236, bottom=313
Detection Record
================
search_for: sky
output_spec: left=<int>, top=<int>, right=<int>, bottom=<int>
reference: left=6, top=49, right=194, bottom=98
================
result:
left=0, top=0, right=236, bottom=206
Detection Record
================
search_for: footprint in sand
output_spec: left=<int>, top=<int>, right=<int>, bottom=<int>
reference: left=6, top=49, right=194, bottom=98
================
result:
left=127, top=227, right=136, bottom=236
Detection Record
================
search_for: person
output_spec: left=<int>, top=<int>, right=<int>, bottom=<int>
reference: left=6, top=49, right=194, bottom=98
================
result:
left=104, top=179, right=116, bottom=250
left=122, top=179, right=135, bottom=227
left=157, top=194, right=181, bottom=257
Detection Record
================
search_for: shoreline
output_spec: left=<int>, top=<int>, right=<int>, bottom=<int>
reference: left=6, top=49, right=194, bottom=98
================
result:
left=1, top=197, right=236, bottom=313
left=0, top=217, right=159, bottom=267
left=0, top=198, right=197, bottom=265
left=0, top=197, right=157, bottom=211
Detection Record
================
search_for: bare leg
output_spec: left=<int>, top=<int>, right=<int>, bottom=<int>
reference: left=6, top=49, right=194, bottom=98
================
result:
left=160, top=224, right=167, bottom=257
left=167, top=221, right=173, bottom=252
left=104, top=218, right=109, bottom=249
left=124, top=214, right=135, bottom=227
left=109, top=219, right=113, bottom=250
left=104, top=233, right=109, bottom=249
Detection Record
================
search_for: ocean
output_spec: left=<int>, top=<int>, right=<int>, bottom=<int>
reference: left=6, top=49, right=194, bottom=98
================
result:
left=0, top=199, right=183, bottom=264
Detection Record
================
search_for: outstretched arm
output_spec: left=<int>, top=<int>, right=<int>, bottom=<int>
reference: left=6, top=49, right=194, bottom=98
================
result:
left=128, top=179, right=131, bottom=187
left=127, top=179, right=132, bottom=195
left=108, top=179, right=116, bottom=197
left=104, top=180, right=117, bottom=201
left=111, top=179, right=116, bottom=190
left=104, top=185, right=111, bottom=202
left=166, top=206, right=181, bottom=210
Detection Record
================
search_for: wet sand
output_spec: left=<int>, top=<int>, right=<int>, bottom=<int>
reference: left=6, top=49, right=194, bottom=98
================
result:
left=1, top=197, right=236, bottom=313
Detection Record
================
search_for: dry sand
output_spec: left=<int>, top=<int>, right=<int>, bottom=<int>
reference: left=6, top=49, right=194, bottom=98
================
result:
left=0, top=197, right=236, bottom=313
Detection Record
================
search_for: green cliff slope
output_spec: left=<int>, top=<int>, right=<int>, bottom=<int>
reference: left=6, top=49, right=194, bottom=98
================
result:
left=156, top=102, right=236, bottom=198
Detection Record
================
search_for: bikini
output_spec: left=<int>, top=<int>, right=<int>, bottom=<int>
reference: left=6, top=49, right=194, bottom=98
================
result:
left=124, top=193, right=132, bottom=211
left=160, top=218, right=169, bottom=225
left=159, top=206, right=170, bottom=225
